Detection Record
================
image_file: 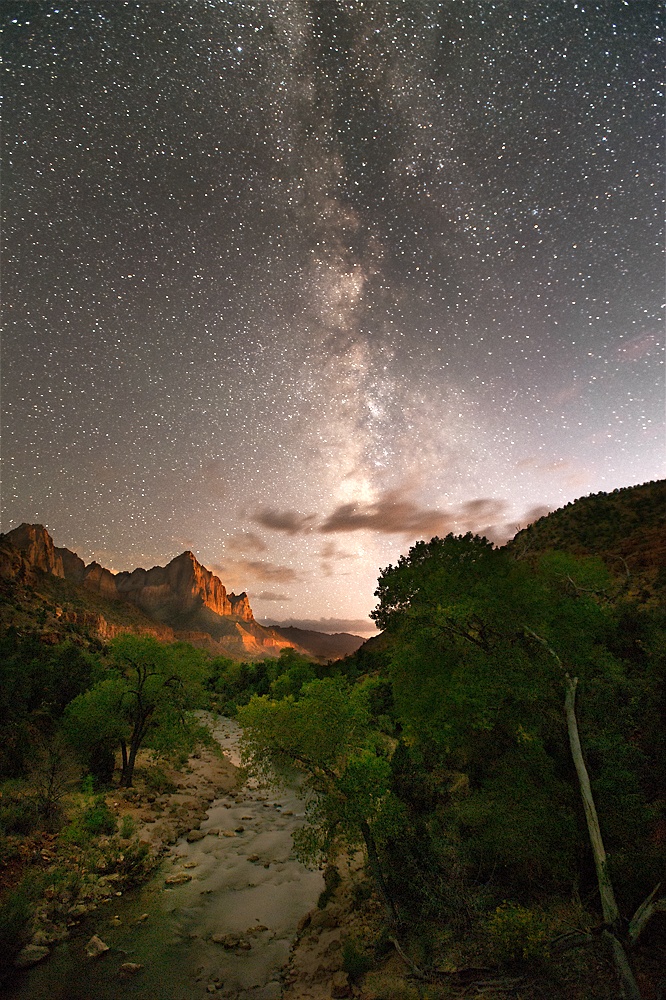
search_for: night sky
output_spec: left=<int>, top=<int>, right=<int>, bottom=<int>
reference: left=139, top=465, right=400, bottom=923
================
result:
left=3, top=1, right=663, bottom=634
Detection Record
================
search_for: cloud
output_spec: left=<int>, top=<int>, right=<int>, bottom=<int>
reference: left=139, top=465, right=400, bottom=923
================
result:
left=320, top=540, right=357, bottom=577
left=226, top=531, right=267, bottom=555
left=212, top=559, right=298, bottom=585
left=260, top=617, right=378, bottom=636
left=253, top=507, right=317, bottom=535
left=319, top=490, right=453, bottom=537
left=254, top=591, right=291, bottom=602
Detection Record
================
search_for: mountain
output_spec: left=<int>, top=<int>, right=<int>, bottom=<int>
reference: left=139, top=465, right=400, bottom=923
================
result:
left=264, top=625, right=365, bottom=661
left=507, top=479, right=666, bottom=602
left=0, top=524, right=301, bottom=660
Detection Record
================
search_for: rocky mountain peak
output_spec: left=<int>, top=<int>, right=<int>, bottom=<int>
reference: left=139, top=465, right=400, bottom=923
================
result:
left=4, top=523, right=65, bottom=578
left=0, top=525, right=255, bottom=623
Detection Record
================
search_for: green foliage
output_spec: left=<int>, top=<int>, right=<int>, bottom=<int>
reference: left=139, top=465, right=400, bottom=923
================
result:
left=0, top=875, right=41, bottom=977
left=0, top=631, right=102, bottom=780
left=486, top=902, right=551, bottom=964
left=317, top=863, right=342, bottom=908
left=0, top=784, right=39, bottom=836
left=342, top=938, right=373, bottom=980
left=143, top=766, right=177, bottom=795
left=65, top=634, right=211, bottom=785
left=119, top=813, right=137, bottom=838
left=370, top=532, right=665, bottom=920
left=239, top=677, right=398, bottom=915
left=61, top=795, right=117, bottom=845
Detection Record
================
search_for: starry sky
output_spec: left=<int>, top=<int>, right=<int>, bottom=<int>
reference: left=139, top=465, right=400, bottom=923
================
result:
left=3, top=1, right=664, bottom=635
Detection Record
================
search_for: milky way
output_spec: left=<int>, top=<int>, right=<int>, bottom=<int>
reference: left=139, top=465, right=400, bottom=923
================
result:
left=3, top=1, right=663, bottom=633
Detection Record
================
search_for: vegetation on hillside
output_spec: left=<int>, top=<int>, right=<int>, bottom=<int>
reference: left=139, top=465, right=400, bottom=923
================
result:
left=1, top=482, right=664, bottom=994
left=238, top=486, right=666, bottom=998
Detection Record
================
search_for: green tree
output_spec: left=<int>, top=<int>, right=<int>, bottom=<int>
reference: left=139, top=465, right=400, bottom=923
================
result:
left=65, top=634, right=210, bottom=786
left=373, top=534, right=661, bottom=997
left=238, top=677, right=401, bottom=920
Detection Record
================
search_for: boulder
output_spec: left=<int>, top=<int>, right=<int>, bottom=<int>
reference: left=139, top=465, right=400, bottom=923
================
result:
left=14, top=944, right=50, bottom=968
left=119, top=962, right=143, bottom=976
left=85, top=935, right=110, bottom=958
left=330, top=970, right=351, bottom=998
left=165, top=872, right=192, bottom=884
left=186, top=828, right=206, bottom=842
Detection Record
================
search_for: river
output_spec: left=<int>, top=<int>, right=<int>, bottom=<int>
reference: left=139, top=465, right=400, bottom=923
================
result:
left=5, top=718, right=324, bottom=1000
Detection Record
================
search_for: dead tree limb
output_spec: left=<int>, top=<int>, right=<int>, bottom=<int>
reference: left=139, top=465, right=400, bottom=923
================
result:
left=629, top=883, right=666, bottom=946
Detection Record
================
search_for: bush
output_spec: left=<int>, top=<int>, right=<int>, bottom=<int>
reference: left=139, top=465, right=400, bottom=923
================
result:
left=487, top=902, right=551, bottom=965
left=118, top=814, right=137, bottom=839
left=0, top=876, right=41, bottom=978
left=144, top=767, right=177, bottom=795
left=342, top=938, right=373, bottom=980
left=62, top=796, right=117, bottom=845
left=317, top=863, right=342, bottom=908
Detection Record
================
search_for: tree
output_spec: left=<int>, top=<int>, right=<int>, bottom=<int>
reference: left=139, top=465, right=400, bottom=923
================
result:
left=237, top=677, right=402, bottom=920
left=372, top=535, right=666, bottom=996
left=65, top=634, right=211, bottom=786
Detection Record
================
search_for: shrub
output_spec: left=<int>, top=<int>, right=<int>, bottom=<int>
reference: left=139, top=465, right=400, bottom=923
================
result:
left=144, top=767, right=177, bottom=795
left=61, top=796, right=117, bottom=845
left=342, top=938, right=373, bottom=980
left=317, top=863, right=342, bottom=908
left=0, top=875, right=41, bottom=978
left=118, top=814, right=137, bottom=839
left=487, top=902, right=551, bottom=964
left=0, top=795, right=39, bottom=836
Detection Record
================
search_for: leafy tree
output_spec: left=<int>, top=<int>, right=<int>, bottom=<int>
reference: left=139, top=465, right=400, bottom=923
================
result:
left=65, top=634, right=211, bottom=786
left=372, top=535, right=663, bottom=997
left=238, top=677, right=402, bottom=920
left=0, top=630, right=102, bottom=780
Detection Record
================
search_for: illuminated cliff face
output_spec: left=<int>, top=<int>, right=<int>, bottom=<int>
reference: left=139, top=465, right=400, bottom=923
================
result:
left=1, top=524, right=256, bottom=622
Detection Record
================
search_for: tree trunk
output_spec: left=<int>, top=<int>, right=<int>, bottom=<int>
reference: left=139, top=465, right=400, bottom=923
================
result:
left=360, top=820, right=399, bottom=924
left=564, top=676, right=641, bottom=1000
left=119, top=739, right=129, bottom=786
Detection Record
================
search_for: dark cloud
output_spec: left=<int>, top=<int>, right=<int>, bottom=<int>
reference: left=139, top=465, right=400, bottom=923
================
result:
left=254, top=590, right=291, bottom=601
left=253, top=507, right=317, bottom=535
left=213, top=559, right=298, bottom=584
left=260, top=617, right=378, bottom=636
left=319, top=490, right=453, bottom=537
left=226, top=531, right=267, bottom=555
left=522, top=505, right=552, bottom=526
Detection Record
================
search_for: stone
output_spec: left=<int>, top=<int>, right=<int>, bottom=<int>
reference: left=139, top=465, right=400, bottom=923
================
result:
left=183, top=860, right=199, bottom=868
left=311, top=909, right=338, bottom=930
left=221, top=829, right=236, bottom=838
left=165, top=872, right=192, bottom=884
left=85, top=935, right=110, bottom=958
left=331, top=970, right=352, bottom=998
left=15, top=944, right=50, bottom=968
left=297, top=910, right=313, bottom=933
left=186, top=829, right=205, bottom=842
left=119, top=962, right=143, bottom=976
left=210, top=932, right=250, bottom=950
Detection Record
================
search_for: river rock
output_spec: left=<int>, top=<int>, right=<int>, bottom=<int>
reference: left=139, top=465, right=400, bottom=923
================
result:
left=119, top=962, right=143, bottom=976
left=15, top=944, right=50, bottom=968
left=165, top=871, right=192, bottom=884
left=211, top=932, right=251, bottom=950
left=330, top=970, right=351, bottom=998
left=85, top=934, right=110, bottom=958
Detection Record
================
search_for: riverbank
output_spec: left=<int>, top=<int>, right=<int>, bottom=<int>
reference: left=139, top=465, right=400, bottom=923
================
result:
left=4, top=717, right=327, bottom=1000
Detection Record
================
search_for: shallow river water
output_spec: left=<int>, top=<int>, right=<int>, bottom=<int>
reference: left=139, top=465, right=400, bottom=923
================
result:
left=5, top=719, right=323, bottom=1000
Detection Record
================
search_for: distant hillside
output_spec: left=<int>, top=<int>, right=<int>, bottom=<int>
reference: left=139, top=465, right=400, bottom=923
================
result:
left=508, top=479, right=666, bottom=600
left=266, top=625, right=365, bottom=661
